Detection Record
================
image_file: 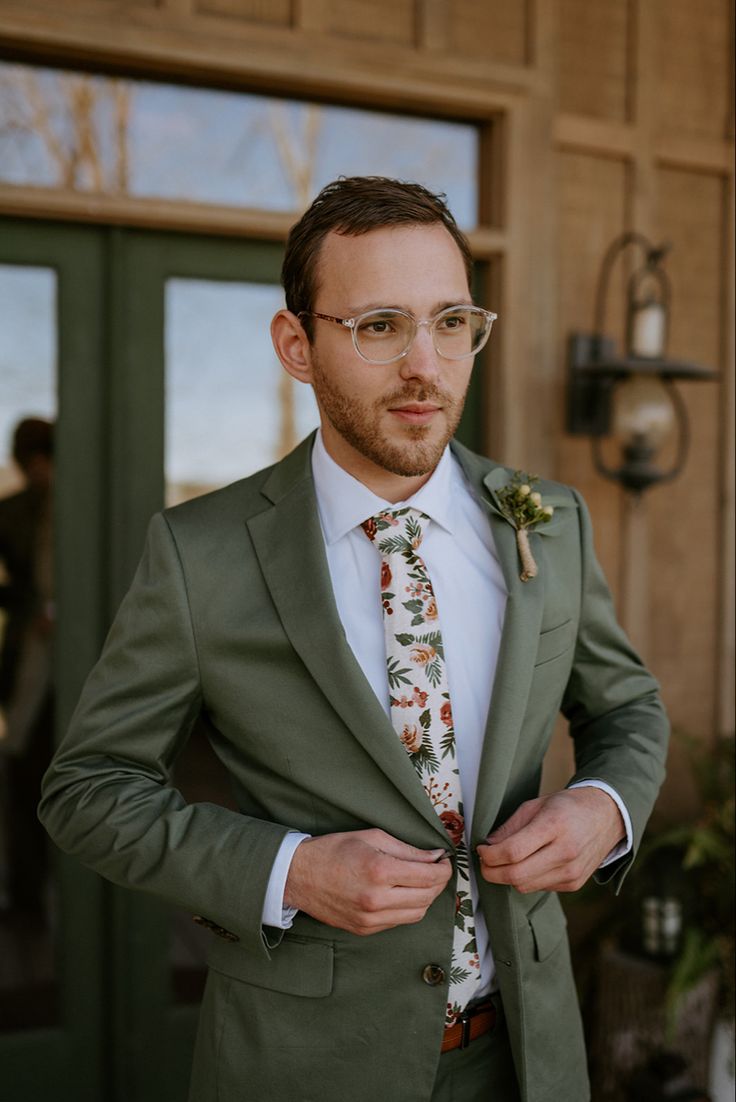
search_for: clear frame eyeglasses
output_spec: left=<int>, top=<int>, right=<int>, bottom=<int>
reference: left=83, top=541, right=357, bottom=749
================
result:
left=298, top=304, right=497, bottom=365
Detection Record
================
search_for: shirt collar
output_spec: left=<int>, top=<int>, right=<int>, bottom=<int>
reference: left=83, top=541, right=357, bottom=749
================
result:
left=311, top=429, right=459, bottom=546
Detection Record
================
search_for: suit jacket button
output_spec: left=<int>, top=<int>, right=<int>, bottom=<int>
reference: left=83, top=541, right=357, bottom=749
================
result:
left=421, top=964, right=446, bottom=986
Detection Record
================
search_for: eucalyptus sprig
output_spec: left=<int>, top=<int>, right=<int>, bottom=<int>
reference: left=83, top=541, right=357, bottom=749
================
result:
left=496, top=471, right=554, bottom=581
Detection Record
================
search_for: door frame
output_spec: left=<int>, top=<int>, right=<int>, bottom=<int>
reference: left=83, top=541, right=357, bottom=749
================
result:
left=0, top=218, right=108, bottom=1101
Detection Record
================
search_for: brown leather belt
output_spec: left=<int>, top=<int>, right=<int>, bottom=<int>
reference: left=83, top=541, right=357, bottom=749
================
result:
left=441, top=999, right=497, bottom=1053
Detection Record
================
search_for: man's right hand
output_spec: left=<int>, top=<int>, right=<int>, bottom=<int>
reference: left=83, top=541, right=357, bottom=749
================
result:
left=283, top=829, right=453, bottom=936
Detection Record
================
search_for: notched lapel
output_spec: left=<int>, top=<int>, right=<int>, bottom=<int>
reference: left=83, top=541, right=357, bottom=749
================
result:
left=246, top=449, right=448, bottom=842
left=444, top=447, right=579, bottom=838
left=480, top=466, right=574, bottom=540
left=469, top=503, right=547, bottom=840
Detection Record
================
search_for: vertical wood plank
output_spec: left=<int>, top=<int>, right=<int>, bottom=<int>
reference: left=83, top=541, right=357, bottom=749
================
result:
left=648, top=168, right=724, bottom=741
left=717, top=171, right=734, bottom=736
left=558, top=0, right=631, bottom=121
left=296, top=0, right=329, bottom=32
left=161, top=0, right=194, bottom=15
left=418, top=0, right=449, bottom=51
left=555, top=150, right=628, bottom=600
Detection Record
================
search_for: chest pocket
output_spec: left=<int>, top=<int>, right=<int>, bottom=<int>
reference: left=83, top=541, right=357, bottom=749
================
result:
left=534, top=619, right=575, bottom=667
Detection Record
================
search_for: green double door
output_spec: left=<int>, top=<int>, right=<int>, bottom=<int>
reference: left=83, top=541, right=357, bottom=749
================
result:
left=0, top=219, right=291, bottom=1102
left=0, top=217, right=484, bottom=1102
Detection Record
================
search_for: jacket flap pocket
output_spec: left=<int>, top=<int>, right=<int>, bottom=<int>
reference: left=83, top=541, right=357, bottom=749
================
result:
left=534, top=619, right=575, bottom=667
left=208, top=933, right=334, bottom=998
left=526, top=892, right=568, bottom=962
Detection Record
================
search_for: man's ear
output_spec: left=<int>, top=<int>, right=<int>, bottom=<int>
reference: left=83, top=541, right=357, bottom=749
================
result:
left=271, top=309, right=313, bottom=384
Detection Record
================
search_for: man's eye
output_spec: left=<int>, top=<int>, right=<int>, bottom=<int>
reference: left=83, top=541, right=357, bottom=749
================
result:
left=438, top=313, right=467, bottom=331
left=360, top=318, right=396, bottom=336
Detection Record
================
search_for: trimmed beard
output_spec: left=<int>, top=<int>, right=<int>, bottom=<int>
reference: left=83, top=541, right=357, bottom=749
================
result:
left=309, top=353, right=468, bottom=478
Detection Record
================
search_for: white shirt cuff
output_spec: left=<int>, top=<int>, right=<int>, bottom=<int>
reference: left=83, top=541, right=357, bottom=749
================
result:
left=568, top=780, right=633, bottom=867
left=262, top=831, right=311, bottom=929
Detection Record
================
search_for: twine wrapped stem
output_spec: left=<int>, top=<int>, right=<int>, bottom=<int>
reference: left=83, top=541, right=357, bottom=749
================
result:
left=516, top=528, right=538, bottom=581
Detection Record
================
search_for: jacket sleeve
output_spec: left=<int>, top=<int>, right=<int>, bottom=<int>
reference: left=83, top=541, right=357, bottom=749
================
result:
left=561, top=489, right=670, bottom=888
left=38, top=512, right=290, bottom=956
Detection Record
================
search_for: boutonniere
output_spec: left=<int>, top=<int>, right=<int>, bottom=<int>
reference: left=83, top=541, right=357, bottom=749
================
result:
left=496, top=472, right=554, bottom=581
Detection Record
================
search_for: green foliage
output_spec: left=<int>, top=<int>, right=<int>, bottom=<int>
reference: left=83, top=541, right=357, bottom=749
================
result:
left=567, top=733, right=734, bottom=1023
left=496, top=471, right=554, bottom=530
left=632, top=734, right=735, bottom=1019
left=664, top=927, right=722, bottom=1038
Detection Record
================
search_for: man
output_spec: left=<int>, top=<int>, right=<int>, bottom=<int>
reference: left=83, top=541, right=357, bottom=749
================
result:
left=40, top=177, right=669, bottom=1102
left=1, top=418, right=55, bottom=922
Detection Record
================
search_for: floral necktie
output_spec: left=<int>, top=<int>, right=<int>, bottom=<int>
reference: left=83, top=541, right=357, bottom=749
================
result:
left=361, top=507, right=481, bottom=1026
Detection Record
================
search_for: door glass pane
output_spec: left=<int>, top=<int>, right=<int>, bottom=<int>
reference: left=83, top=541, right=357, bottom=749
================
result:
left=165, top=279, right=319, bottom=506
left=165, top=277, right=318, bottom=999
left=0, top=264, right=58, bottom=1030
left=0, top=62, right=479, bottom=228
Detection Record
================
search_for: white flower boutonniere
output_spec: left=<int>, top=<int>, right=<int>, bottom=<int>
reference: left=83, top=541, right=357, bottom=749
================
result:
left=496, top=472, right=554, bottom=581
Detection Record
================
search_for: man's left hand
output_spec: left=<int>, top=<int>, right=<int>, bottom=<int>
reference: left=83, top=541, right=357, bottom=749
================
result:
left=476, top=787, right=625, bottom=894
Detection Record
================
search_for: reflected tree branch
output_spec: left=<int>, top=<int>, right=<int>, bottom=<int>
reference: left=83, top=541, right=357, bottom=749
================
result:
left=268, top=102, right=324, bottom=458
left=0, top=66, right=131, bottom=194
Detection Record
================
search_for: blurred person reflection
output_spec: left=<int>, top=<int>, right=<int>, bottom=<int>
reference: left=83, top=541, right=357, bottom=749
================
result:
left=0, top=417, right=54, bottom=925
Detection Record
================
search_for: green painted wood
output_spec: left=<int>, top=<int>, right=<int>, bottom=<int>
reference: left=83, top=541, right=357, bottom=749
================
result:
left=108, top=229, right=285, bottom=1102
left=0, top=218, right=107, bottom=1101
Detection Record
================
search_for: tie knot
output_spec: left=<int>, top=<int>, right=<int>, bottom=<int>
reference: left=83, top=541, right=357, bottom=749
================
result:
left=360, top=507, right=428, bottom=552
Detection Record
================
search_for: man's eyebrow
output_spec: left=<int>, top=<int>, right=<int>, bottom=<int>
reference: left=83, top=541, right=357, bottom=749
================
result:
left=345, top=299, right=476, bottom=316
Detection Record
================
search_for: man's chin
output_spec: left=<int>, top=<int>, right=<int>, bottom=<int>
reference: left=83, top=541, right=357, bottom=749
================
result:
left=366, top=429, right=449, bottom=479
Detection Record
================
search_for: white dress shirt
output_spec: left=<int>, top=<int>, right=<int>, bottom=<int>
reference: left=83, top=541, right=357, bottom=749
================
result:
left=261, top=431, right=632, bottom=994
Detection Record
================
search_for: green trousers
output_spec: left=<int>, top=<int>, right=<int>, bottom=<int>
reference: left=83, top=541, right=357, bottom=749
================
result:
left=431, top=1014, right=521, bottom=1102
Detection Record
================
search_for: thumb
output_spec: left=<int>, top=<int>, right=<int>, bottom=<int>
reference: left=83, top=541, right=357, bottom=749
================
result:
left=485, top=798, right=542, bottom=843
left=367, top=831, right=449, bottom=863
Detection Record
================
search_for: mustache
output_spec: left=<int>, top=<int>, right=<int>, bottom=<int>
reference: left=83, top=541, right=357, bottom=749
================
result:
left=381, top=384, right=452, bottom=406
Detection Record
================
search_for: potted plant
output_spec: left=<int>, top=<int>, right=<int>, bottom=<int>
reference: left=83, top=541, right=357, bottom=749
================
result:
left=569, top=733, right=734, bottom=1099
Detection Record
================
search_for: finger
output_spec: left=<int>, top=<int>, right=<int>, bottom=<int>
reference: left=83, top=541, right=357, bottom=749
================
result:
left=478, top=841, right=559, bottom=885
left=348, top=906, right=440, bottom=935
left=477, top=826, right=550, bottom=868
left=486, top=799, right=542, bottom=844
left=365, top=830, right=450, bottom=864
left=478, top=842, right=597, bottom=893
left=347, top=882, right=449, bottom=931
left=381, top=852, right=453, bottom=889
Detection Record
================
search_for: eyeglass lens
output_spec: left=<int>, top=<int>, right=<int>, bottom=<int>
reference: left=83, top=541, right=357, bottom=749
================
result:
left=354, top=307, right=491, bottom=363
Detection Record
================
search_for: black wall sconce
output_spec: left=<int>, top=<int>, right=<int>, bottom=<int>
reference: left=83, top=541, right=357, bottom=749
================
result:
left=567, top=232, right=718, bottom=495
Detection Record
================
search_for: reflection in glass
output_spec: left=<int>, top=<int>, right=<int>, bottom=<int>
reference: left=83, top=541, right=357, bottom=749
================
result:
left=165, top=278, right=319, bottom=999
left=165, top=279, right=319, bottom=506
left=0, top=265, right=58, bottom=1030
left=0, top=62, right=479, bottom=228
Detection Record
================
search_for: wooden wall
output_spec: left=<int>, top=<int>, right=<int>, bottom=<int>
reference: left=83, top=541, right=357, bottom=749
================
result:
left=0, top=0, right=733, bottom=804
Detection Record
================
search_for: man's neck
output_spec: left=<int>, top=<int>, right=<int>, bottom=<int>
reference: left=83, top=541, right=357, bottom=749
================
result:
left=319, top=429, right=437, bottom=504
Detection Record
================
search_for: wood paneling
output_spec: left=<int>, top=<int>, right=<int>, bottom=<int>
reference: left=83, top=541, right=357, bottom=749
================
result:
left=558, top=0, right=630, bottom=122
left=654, top=0, right=733, bottom=142
left=323, top=0, right=415, bottom=46
left=555, top=150, right=628, bottom=599
left=195, top=0, right=293, bottom=24
left=0, top=0, right=731, bottom=794
left=648, top=168, right=724, bottom=736
left=446, top=0, right=529, bottom=65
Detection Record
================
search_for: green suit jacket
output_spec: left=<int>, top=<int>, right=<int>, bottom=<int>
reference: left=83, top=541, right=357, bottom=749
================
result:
left=39, top=435, right=669, bottom=1102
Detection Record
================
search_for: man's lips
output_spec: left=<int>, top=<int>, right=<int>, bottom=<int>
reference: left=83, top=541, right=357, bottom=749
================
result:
left=388, top=403, right=442, bottom=424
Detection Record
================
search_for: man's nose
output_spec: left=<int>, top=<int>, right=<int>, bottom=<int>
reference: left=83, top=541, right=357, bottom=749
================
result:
left=398, top=325, right=441, bottom=383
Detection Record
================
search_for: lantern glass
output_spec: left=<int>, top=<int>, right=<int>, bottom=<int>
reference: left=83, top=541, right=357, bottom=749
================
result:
left=611, top=375, right=676, bottom=450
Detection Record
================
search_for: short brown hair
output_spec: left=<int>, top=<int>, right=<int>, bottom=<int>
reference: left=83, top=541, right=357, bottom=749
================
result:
left=281, top=176, right=474, bottom=339
left=12, top=417, right=54, bottom=472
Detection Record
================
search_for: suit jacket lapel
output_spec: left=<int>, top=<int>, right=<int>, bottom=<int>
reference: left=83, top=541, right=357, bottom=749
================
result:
left=246, top=436, right=449, bottom=842
left=451, top=445, right=547, bottom=840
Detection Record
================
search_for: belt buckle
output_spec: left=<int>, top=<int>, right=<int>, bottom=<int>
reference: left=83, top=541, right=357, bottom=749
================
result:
left=459, top=1008, right=472, bottom=1050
